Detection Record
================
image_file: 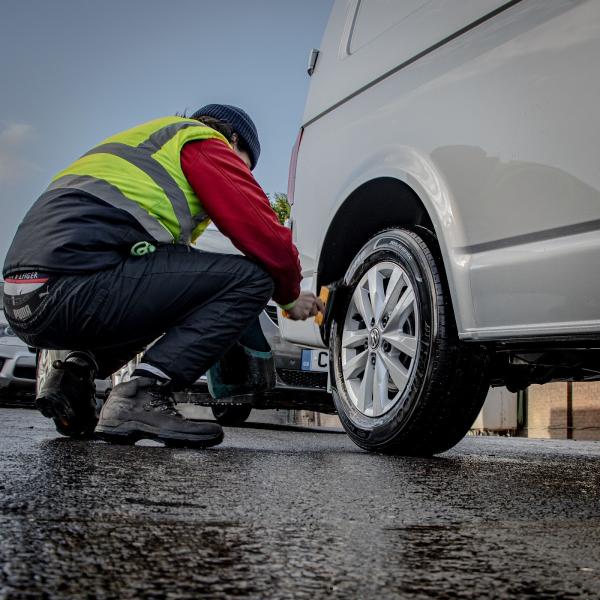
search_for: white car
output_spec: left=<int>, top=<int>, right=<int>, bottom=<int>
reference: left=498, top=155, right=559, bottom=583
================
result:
left=0, top=285, right=36, bottom=402
left=281, top=0, right=600, bottom=455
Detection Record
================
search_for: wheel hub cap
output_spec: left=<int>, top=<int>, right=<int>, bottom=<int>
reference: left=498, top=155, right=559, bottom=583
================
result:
left=369, top=328, right=381, bottom=349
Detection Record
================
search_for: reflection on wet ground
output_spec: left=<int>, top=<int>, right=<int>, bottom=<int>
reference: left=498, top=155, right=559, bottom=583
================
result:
left=1, top=408, right=599, bottom=599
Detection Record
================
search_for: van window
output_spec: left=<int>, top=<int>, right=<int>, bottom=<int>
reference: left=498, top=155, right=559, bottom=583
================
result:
left=349, top=0, right=433, bottom=53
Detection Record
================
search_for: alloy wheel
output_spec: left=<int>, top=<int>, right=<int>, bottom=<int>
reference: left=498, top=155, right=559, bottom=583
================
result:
left=341, top=261, right=420, bottom=417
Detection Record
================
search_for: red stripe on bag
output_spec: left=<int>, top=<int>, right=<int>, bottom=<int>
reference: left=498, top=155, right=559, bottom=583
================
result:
left=4, top=278, right=49, bottom=284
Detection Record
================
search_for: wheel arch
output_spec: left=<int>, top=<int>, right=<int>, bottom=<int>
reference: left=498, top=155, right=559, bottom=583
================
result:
left=315, top=174, right=476, bottom=343
left=317, top=177, right=434, bottom=289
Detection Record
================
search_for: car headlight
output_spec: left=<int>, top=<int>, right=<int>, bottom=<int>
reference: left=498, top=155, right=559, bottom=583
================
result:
left=0, top=324, right=15, bottom=338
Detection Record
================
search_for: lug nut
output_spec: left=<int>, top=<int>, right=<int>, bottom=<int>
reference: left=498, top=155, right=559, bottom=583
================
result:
left=371, top=354, right=376, bottom=365
left=370, top=318, right=375, bottom=327
left=383, top=341, right=391, bottom=353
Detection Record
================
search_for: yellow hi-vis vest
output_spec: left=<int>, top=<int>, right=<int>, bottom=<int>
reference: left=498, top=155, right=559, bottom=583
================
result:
left=48, top=116, right=231, bottom=244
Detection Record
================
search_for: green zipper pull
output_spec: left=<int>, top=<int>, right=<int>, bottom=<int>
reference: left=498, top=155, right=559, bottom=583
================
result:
left=130, top=241, right=156, bottom=257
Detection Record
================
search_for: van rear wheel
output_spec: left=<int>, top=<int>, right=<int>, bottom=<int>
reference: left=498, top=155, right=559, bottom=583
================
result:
left=330, top=228, right=490, bottom=456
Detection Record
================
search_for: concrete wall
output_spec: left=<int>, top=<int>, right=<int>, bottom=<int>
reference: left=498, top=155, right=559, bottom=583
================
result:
left=572, top=383, right=600, bottom=440
left=527, top=382, right=600, bottom=440
left=527, top=382, right=567, bottom=439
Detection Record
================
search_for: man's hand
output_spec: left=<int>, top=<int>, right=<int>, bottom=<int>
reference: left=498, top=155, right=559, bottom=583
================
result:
left=285, top=291, right=326, bottom=321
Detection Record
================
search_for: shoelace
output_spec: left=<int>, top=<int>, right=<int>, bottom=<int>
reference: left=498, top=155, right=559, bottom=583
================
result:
left=147, top=386, right=179, bottom=415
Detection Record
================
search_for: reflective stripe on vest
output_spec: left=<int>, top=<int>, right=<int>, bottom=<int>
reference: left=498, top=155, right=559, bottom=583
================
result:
left=47, top=118, right=229, bottom=244
left=48, top=174, right=176, bottom=243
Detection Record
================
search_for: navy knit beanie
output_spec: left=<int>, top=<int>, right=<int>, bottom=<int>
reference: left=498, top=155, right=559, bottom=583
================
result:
left=191, top=104, right=260, bottom=170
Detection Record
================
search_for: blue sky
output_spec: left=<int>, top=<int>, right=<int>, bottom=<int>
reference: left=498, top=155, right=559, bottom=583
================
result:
left=0, top=0, right=333, bottom=267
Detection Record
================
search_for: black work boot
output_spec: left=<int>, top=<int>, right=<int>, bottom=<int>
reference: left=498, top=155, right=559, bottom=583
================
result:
left=35, top=351, right=98, bottom=438
left=95, top=377, right=224, bottom=448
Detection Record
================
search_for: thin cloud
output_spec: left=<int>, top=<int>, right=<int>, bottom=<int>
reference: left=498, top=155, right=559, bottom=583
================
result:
left=0, top=122, right=42, bottom=185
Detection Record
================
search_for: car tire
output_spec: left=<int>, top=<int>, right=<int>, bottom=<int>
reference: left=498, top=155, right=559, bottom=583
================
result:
left=211, top=404, right=252, bottom=426
left=330, top=227, right=490, bottom=456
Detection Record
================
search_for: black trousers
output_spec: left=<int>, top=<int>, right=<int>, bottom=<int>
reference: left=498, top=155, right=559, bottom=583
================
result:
left=5, top=246, right=274, bottom=386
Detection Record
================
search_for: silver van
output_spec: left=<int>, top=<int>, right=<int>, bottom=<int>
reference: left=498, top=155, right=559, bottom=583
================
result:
left=280, top=0, right=600, bottom=455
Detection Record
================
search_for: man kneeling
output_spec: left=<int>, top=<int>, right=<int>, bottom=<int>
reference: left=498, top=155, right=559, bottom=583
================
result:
left=3, top=104, right=322, bottom=447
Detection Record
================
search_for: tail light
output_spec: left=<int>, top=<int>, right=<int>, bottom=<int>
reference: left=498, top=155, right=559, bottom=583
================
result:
left=287, top=127, right=304, bottom=205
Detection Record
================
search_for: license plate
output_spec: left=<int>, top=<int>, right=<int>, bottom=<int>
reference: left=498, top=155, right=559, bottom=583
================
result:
left=300, top=349, right=329, bottom=372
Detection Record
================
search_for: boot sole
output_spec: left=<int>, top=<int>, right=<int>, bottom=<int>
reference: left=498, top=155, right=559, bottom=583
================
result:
left=95, top=421, right=224, bottom=448
left=35, top=392, right=96, bottom=438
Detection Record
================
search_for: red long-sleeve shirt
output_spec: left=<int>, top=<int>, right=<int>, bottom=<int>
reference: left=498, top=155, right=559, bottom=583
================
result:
left=180, top=138, right=301, bottom=306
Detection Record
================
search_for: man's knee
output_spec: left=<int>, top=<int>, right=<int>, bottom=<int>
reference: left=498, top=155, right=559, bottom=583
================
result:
left=251, top=266, right=275, bottom=306
left=238, top=258, right=274, bottom=303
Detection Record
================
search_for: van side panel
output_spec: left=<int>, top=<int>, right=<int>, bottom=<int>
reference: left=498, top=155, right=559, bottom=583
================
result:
left=304, top=0, right=517, bottom=124
left=288, top=0, right=600, bottom=344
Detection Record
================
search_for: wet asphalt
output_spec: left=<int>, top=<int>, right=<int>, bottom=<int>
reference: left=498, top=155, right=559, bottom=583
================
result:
left=1, top=407, right=600, bottom=600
